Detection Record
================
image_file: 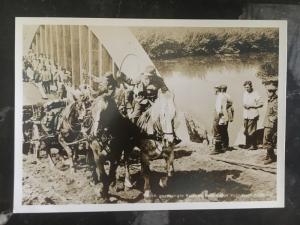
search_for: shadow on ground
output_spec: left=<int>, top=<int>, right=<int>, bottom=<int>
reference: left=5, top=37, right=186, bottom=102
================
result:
left=128, top=168, right=251, bottom=202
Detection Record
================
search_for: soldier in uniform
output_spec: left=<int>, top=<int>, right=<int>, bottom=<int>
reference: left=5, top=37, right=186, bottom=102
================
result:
left=117, top=65, right=181, bottom=145
left=262, top=80, right=278, bottom=164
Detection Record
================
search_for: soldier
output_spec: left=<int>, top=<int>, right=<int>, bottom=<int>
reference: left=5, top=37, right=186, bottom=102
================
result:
left=41, top=65, right=51, bottom=94
left=117, top=65, right=181, bottom=145
left=263, top=80, right=278, bottom=164
left=117, top=66, right=168, bottom=122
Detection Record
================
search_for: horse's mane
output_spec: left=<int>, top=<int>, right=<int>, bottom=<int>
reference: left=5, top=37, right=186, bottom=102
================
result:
left=137, top=90, right=175, bottom=135
left=89, top=95, right=108, bottom=135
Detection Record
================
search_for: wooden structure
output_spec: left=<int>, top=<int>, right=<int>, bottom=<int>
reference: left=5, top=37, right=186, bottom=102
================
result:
left=24, top=25, right=156, bottom=89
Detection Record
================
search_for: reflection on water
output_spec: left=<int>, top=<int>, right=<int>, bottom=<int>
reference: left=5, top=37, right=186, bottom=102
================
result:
left=154, top=53, right=273, bottom=144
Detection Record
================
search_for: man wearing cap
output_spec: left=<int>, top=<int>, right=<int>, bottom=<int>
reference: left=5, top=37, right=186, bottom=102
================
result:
left=116, top=65, right=169, bottom=122
left=219, top=85, right=234, bottom=150
left=41, top=65, right=51, bottom=94
left=210, top=85, right=232, bottom=154
left=243, top=81, right=263, bottom=150
left=117, top=66, right=181, bottom=145
left=262, top=80, right=278, bottom=164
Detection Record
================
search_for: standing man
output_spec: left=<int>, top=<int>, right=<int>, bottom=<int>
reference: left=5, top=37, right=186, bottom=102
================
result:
left=243, top=81, right=264, bottom=150
left=41, top=65, right=51, bottom=94
left=219, top=85, right=234, bottom=151
left=263, top=80, right=278, bottom=164
left=211, top=85, right=224, bottom=154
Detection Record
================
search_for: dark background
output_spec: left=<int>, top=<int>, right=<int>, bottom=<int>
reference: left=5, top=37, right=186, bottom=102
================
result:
left=0, top=0, right=300, bottom=224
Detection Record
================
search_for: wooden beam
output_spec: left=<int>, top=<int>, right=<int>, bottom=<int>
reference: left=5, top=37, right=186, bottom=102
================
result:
left=88, top=29, right=92, bottom=86
left=62, top=26, right=67, bottom=69
left=70, top=25, right=80, bottom=88
left=79, top=26, right=82, bottom=85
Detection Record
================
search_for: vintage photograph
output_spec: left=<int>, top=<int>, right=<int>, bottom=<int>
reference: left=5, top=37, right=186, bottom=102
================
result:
left=14, top=18, right=286, bottom=212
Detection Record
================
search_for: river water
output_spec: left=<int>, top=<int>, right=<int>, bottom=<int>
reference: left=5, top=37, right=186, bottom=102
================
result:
left=154, top=54, right=272, bottom=145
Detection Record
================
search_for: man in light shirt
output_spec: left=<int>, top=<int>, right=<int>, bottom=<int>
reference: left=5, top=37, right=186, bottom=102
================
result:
left=211, top=85, right=230, bottom=154
left=219, top=85, right=234, bottom=150
left=243, top=81, right=264, bottom=150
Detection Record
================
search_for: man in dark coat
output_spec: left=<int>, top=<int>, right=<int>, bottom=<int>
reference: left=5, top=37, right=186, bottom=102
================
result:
left=263, top=80, right=278, bottom=164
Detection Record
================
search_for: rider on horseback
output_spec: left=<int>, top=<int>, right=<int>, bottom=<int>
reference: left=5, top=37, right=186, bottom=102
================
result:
left=117, top=65, right=181, bottom=145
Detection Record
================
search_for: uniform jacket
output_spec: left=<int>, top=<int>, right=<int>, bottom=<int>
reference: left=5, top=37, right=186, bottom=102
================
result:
left=263, top=95, right=278, bottom=128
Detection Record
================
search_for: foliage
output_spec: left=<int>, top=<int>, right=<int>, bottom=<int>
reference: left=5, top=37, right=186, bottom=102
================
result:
left=132, top=28, right=279, bottom=59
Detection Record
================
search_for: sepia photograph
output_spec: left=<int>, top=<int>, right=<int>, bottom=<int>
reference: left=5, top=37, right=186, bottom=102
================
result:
left=14, top=18, right=286, bottom=212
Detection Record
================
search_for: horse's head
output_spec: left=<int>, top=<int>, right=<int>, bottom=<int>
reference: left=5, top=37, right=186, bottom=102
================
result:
left=157, top=89, right=176, bottom=148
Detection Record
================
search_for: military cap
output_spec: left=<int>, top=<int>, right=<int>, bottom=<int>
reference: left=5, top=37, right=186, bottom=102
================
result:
left=266, top=83, right=278, bottom=91
left=243, top=80, right=253, bottom=87
left=263, top=77, right=278, bottom=86
left=103, top=72, right=118, bottom=88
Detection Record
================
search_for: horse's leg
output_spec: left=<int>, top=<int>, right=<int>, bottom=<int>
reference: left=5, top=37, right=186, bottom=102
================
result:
left=34, top=141, right=41, bottom=159
left=141, top=151, right=152, bottom=199
left=160, top=148, right=174, bottom=189
left=167, top=149, right=175, bottom=177
left=58, top=134, right=74, bottom=170
left=108, top=159, right=119, bottom=192
left=72, top=147, right=77, bottom=173
left=124, top=149, right=134, bottom=190
left=90, top=140, right=109, bottom=201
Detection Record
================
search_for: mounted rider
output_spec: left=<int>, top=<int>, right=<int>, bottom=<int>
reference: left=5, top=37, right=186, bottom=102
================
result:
left=117, top=65, right=181, bottom=145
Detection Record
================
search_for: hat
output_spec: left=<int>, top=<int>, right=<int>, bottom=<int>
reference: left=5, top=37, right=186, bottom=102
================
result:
left=263, top=77, right=278, bottom=86
left=243, top=80, right=252, bottom=87
left=219, top=84, right=227, bottom=90
left=103, top=72, right=118, bottom=88
left=266, top=83, right=277, bottom=91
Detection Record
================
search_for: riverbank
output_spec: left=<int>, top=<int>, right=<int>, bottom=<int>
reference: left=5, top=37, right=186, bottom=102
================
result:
left=132, top=27, right=279, bottom=60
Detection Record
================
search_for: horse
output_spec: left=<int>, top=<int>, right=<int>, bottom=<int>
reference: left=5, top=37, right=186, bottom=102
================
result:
left=88, top=93, right=136, bottom=201
left=57, top=98, right=87, bottom=171
left=88, top=80, right=177, bottom=201
left=133, top=89, right=177, bottom=199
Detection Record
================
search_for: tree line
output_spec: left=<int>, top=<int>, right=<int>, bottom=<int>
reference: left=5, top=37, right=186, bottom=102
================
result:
left=132, top=27, right=279, bottom=59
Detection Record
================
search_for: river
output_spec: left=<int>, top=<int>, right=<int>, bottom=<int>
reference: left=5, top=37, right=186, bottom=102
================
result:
left=153, top=53, right=272, bottom=145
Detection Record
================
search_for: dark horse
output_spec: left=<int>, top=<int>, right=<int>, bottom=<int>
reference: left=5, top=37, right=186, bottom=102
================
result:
left=90, top=85, right=177, bottom=200
left=88, top=93, right=135, bottom=201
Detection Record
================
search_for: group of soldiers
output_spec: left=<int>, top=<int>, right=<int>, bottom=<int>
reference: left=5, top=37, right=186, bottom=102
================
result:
left=23, top=50, right=71, bottom=99
left=211, top=79, right=278, bottom=165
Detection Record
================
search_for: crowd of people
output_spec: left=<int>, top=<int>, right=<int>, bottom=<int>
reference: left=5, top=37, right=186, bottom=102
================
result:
left=210, top=79, right=278, bottom=165
left=23, top=50, right=72, bottom=99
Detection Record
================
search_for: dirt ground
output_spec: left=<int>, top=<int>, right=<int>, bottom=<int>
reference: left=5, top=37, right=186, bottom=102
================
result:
left=22, top=142, right=276, bottom=205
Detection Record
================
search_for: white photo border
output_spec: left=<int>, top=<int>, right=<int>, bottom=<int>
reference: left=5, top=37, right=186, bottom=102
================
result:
left=14, top=18, right=287, bottom=213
